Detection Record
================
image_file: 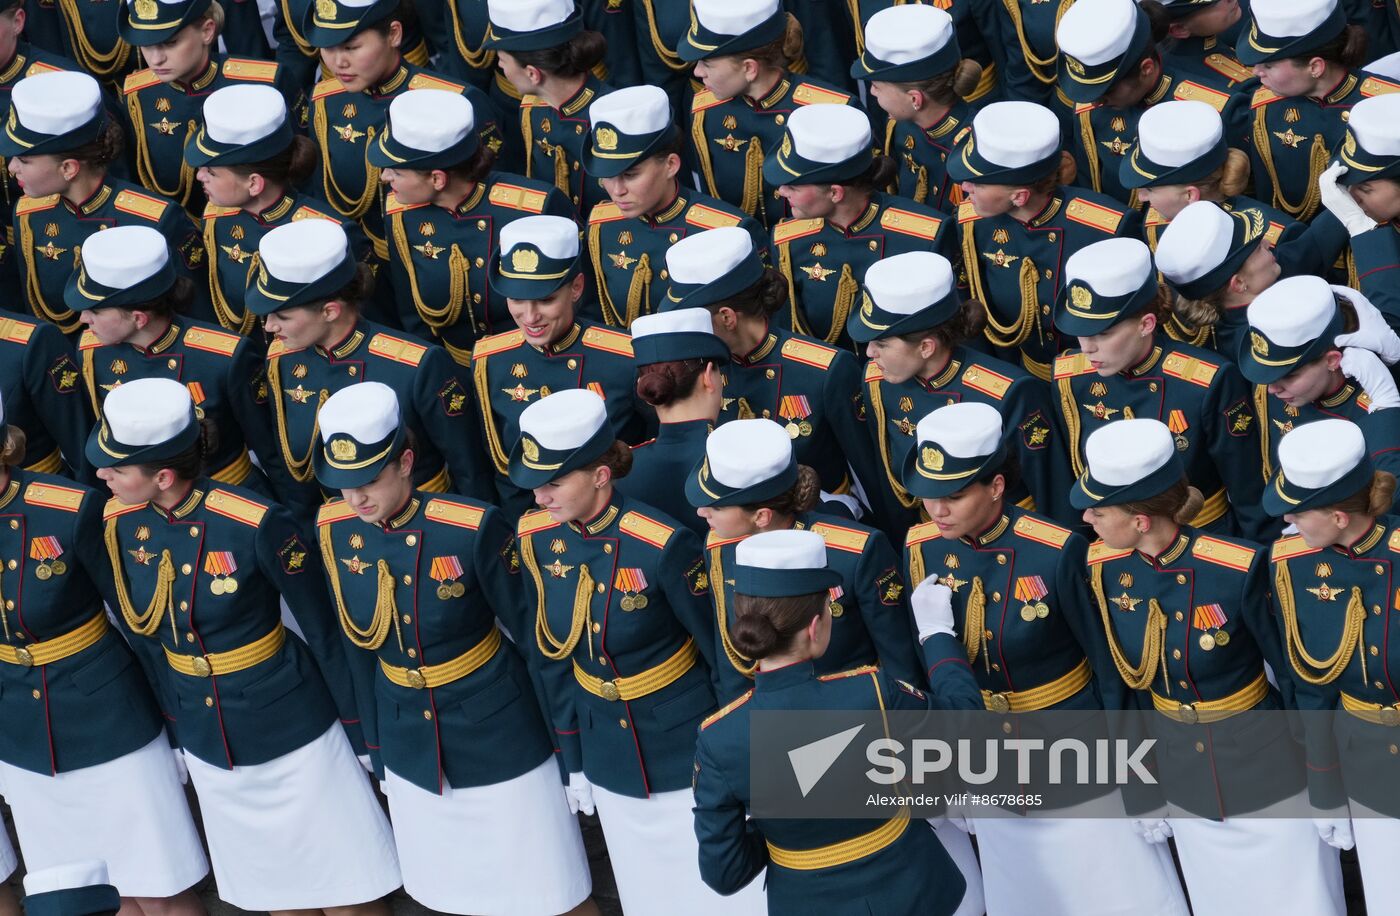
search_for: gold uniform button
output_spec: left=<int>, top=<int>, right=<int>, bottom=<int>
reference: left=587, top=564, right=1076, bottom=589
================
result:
left=1176, top=574, right=1187, bottom=584
left=984, top=629, right=993, bottom=640
left=1149, top=383, right=1158, bottom=392
left=592, top=622, right=601, bottom=633
left=1001, top=721, right=1012, bottom=734
left=775, top=115, right=785, bottom=125
left=868, top=241, right=878, bottom=251
left=189, top=527, right=199, bottom=537
left=181, top=564, right=192, bottom=575
left=996, top=554, right=1007, bottom=565
left=474, top=257, right=484, bottom=268
left=1172, top=649, right=1182, bottom=659
left=7, top=520, right=15, bottom=529
left=1174, top=611, right=1184, bottom=622
left=168, top=358, right=177, bottom=369
left=423, top=710, right=433, bottom=720
left=1047, top=233, right=1056, bottom=242
left=348, top=367, right=358, bottom=376
left=407, top=648, right=417, bottom=658
left=476, top=220, right=486, bottom=230
left=619, top=719, right=629, bottom=729
left=403, top=575, right=413, bottom=585
left=1178, top=680, right=1188, bottom=690
left=1041, top=305, right=1050, bottom=315
left=185, top=633, right=195, bottom=643
left=5, top=560, right=14, bottom=570
left=567, top=359, right=578, bottom=369
left=1390, top=744, right=1398, bottom=755
left=1379, top=681, right=1387, bottom=690
left=1378, top=566, right=1386, bottom=575
left=991, top=663, right=1001, bottom=672
left=473, top=293, right=482, bottom=304
left=765, top=369, right=775, bottom=379
left=179, top=601, right=188, bottom=611
left=4, top=600, right=13, bottom=611
left=402, top=614, right=412, bottom=624
left=406, top=535, right=417, bottom=546
left=596, top=583, right=606, bottom=593
left=604, top=544, right=613, bottom=553
left=204, top=697, right=214, bottom=707
left=1194, top=741, right=1205, bottom=753
left=31, top=689, right=40, bottom=699
left=1371, top=646, right=1381, bottom=656
left=991, top=592, right=1001, bottom=602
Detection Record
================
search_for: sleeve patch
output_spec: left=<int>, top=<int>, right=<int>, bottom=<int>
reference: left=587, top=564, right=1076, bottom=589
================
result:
left=1019, top=409, right=1051, bottom=450
left=501, top=534, right=520, bottom=574
left=278, top=535, right=309, bottom=574
left=1224, top=397, right=1254, bottom=437
left=686, top=558, right=708, bottom=596
left=876, top=567, right=905, bottom=606
left=47, top=354, right=79, bottom=394
left=438, top=376, right=468, bottom=416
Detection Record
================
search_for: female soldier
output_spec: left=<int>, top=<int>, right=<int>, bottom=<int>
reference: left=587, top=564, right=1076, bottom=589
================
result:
left=70, top=226, right=296, bottom=504
left=1051, top=236, right=1273, bottom=541
left=0, top=387, right=209, bottom=913
left=661, top=227, right=900, bottom=535
left=1153, top=200, right=1284, bottom=356
left=1149, top=0, right=1256, bottom=87
left=900, top=402, right=1189, bottom=916
left=485, top=0, right=612, bottom=217
left=117, top=0, right=285, bottom=216
left=679, top=0, right=862, bottom=228
left=692, top=529, right=982, bottom=913
left=584, top=84, right=762, bottom=328
left=188, top=84, right=367, bottom=338
left=510, top=388, right=763, bottom=915
left=90, top=378, right=401, bottom=915
left=687, top=417, right=923, bottom=700
left=248, top=219, right=493, bottom=518
left=847, top=0, right=1001, bottom=115
left=1265, top=419, right=1400, bottom=913
left=850, top=250, right=1070, bottom=528
left=472, top=214, right=643, bottom=519
left=852, top=5, right=986, bottom=212
left=617, top=308, right=728, bottom=538
left=301, top=0, right=502, bottom=267
left=1073, top=417, right=1344, bottom=916
left=949, top=101, right=1141, bottom=383
left=313, top=382, right=597, bottom=916
left=1054, top=0, right=1247, bottom=208
left=0, top=305, right=93, bottom=482
left=1235, top=0, right=1394, bottom=221
left=1, top=70, right=207, bottom=336
left=766, top=102, right=955, bottom=351
left=371, top=87, right=571, bottom=364
left=1125, top=101, right=1351, bottom=285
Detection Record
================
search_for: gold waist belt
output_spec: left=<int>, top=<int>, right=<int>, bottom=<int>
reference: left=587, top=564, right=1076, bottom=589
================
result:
left=164, top=624, right=285, bottom=677
left=380, top=627, right=503, bottom=689
left=572, top=638, right=698, bottom=702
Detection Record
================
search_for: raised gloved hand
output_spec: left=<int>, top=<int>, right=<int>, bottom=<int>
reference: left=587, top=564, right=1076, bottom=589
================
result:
left=1132, top=815, right=1173, bottom=845
left=1320, top=163, right=1378, bottom=237
left=566, top=771, right=596, bottom=816
left=1314, top=815, right=1356, bottom=850
left=911, top=577, right=956, bottom=643
left=1340, top=347, right=1400, bottom=411
left=1334, top=286, right=1400, bottom=365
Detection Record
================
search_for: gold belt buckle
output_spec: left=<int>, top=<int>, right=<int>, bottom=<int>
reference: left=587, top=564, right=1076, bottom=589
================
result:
left=1177, top=703, right=1199, bottom=725
left=406, top=668, right=428, bottom=690
left=987, top=692, right=1011, bottom=713
left=600, top=680, right=621, bottom=702
left=1381, top=705, right=1400, bottom=727
left=191, top=655, right=212, bottom=678
left=13, top=647, right=33, bottom=667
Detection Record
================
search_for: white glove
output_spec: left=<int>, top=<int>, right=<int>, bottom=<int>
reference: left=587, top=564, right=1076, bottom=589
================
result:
left=1333, top=286, right=1400, bottom=365
left=566, top=771, right=596, bottom=816
left=911, top=578, right=956, bottom=643
left=1132, top=817, right=1173, bottom=845
left=171, top=747, right=188, bottom=785
left=1340, top=347, right=1400, bottom=410
left=1314, top=816, right=1356, bottom=850
left=1320, top=162, right=1378, bottom=237
left=818, top=490, right=863, bottom=519
left=1282, top=522, right=1300, bottom=535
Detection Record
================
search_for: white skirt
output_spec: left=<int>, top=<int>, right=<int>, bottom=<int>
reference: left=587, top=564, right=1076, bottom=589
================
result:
left=970, top=814, right=1188, bottom=916
left=184, top=724, right=401, bottom=911
left=1349, top=801, right=1400, bottom=913
left=0, top=823, right=14, bottom=882
left=927, top=821, right=985, bottom=916
left=1169, top=803, right=1345, bottom=916
left=383, top=759, right=592, bottom=915
left=593, top=784, right=767, bottom=916
left=0, top=732, right=208, bottom=898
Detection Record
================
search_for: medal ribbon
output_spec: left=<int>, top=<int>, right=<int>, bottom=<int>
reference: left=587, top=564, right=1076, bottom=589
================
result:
left=778, top=394, right=812, bottom=421
left=430, top=556, right=464, bottom=582
left=615, top=568, right=647, bottom=592
left=1192, top=603, right=1227, bottom=631
left=1014, top=575, right=1047, bottom=602
left=28, top=537, right=62, bottom=562
left=203, top=551, right=237, bottom=577
left=1167, top=410, right=1189, bottom=434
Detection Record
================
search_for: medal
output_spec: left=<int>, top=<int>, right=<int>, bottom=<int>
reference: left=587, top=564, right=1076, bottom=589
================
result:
left=778, top=395, right=813, bottom=440
left=785, top=421, right=800, bottom=438
left=828, top=586, right=844, bottom=618
left=1168, top=410, right=1190, bottom=452
left=1035, top=601, right=1049, bottom=619
left=620, top=595, right=636, bottom=612
left=1021, top=604, right=1037, bottom=622
left=204, top=551, right=238, bottom=597
left=1199, top=633, right=1216, bottom=651
left=1014, top=576, right=1049, bottom=622
left=429, top=556, right=466, bottom=601
left=1192, top=604, right=1228, bottom=652
left=1213, top=630, right=1230, bottom=646
left=615, top=568, right=649, bottom=612
left=29, top=536, right=64, bottom=581
left=798, top=420, right=813, bottom=436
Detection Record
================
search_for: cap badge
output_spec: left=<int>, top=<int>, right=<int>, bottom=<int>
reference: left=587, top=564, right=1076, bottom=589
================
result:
left=780, top=134, right=792, bottom=157
left=134, top=0, right=158, bottom=20
left=1066, top=56, right=1086, bottom=76
left=860, top=293, right=874, bottom=317
left=316, top=0, right=337, bottom=20
left=1250, top=331, right=1269, bottom=357
left=522, top=438, right=540, bottom=462
left=921, top=446, right=944, bottom=472
left=511, top=248, right=540, bottom=274
left=1070, top=285, right=1093, bottom=310
left=330, top=438, right=357, bottom=462
left=1344, top=132, right=1357, bottom=156
left=596, top=126, right=619, bottom=151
